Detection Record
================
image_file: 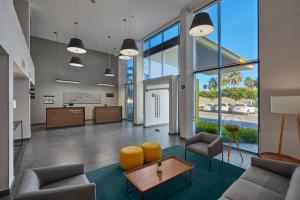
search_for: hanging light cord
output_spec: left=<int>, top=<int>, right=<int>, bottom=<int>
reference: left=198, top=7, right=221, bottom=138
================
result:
left=108, top=35, right=111, bottom=69
left=75, top=0, right=78, bottom=37
left=55, top=30, right=59, bottom=79
left=128, top=0, right=131, bottom=38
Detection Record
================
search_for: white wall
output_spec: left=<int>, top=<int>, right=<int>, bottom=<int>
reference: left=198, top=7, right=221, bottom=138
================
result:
left=30, top=37, right=118, bottom=124
left=14, top=78, right=31, bottom=139
left=13, top=0, right=30, bottom=48
left=0, top=0, right=34, bottom=83
left=260, top=0, right=300, bottom=159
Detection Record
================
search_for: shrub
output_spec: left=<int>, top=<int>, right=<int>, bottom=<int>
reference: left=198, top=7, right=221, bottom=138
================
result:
left=196, top=121, right=258, bottom=143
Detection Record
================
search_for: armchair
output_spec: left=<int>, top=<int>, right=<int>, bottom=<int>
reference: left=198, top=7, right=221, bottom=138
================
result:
left=14, top=164, right=96, bottom=200
left=185, top=132, right=224, bottom=170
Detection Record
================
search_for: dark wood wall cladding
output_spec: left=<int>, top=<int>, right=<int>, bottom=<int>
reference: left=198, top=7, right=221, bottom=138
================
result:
left=94, top=106, right=122, bottom=124
left=46, top=107, right=85, bottom=129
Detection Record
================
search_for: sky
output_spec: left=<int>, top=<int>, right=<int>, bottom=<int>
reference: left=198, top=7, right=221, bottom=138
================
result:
left=198, top=0, right=258, bottom=89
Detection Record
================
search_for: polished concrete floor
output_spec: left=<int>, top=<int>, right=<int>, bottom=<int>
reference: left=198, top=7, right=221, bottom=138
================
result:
left=1, top=121, right=253, bottom=200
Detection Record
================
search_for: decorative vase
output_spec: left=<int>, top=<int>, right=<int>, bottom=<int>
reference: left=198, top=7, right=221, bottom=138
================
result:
left=157, top=165, right=162, bottom=172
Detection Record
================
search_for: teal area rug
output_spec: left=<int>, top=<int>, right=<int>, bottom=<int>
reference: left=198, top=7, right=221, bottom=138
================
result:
left=86, top=145, right=244, bottom=200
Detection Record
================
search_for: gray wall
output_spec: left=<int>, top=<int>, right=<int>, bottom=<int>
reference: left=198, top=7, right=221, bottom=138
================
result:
left=14, top=78, right=31, bottom=139
left=30, top=37, right=118, bottom=124
left=260, top=0, right=300, bottom=159
left=13, top=0, right=30, bottom=48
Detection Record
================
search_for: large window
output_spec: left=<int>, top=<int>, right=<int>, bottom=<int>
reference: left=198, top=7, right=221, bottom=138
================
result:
left=125, top=59, right=134, bottom=121
left=143, top=23, right=180, bottom=79
left=195, top=0, right=259, bottom=153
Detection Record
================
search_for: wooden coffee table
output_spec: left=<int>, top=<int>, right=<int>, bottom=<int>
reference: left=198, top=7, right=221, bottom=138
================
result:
left=124, top=156, right=193, bottom=200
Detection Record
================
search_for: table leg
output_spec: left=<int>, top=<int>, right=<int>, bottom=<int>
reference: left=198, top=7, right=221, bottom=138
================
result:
left=228, top=139, right=232, bottom=162
left=235, top=137, right=243, bottom=162
left=189, top=170, right=192, bottom=184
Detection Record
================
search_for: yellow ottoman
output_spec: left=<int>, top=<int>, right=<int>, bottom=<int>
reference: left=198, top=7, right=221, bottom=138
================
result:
left=119, top=146, right=144, bottom=170
left=141, top=142, right=162, bottom=163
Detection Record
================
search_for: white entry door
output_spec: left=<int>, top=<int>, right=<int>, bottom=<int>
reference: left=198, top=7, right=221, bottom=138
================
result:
left=145, top=89, right=169, bottom=127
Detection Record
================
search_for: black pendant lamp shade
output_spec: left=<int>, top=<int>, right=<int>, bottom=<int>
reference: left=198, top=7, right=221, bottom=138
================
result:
left=189, top=12, right=214, bottom=37
left=69, top=56, right=83, bottom=67
left=118, top=53, right=131, bottom=60
left=120, top=39, right=139, bottom=56
left=104, top=68, right=114, bottom=77
left=67, top=38, right=86, bottom=54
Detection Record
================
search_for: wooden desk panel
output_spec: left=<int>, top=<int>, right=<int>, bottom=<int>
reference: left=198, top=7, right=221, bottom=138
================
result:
left=94, top=106, right=122, bottom=124
left=46, top=107, right=85, bottom=129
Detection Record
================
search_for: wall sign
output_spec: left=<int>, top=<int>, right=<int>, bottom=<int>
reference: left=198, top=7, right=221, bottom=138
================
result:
left=44, top=95, right=55, bottom=104
left=106, top=93, right=114, bottom=98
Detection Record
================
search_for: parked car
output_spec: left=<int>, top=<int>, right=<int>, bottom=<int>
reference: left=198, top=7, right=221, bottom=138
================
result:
left=215, top=103, right=230, bottom=112
left=232, top=104, right=257, bottom=114
left=203, top=104, right=216, bottom=112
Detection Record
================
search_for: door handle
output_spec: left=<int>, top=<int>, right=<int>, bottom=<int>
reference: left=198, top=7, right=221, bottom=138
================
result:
left=158, top=95, right=160, bottom=118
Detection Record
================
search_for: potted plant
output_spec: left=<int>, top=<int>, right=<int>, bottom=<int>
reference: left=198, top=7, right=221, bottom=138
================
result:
left=157, top=160, right=162, bottom=172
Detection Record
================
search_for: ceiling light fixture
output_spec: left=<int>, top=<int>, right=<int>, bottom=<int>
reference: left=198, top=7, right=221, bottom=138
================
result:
left=67, top=0, right=86, bottom=54
left=119, top=19, right=132, bottom=60
left=189, top=12, right=214, bottom=37
left=97, top=83, right=115, bottom=87
left=120, top=0, right=139, bottom=56
left=104, top=35, right=114, bottom=77
left=69, top=56, right=84, bottom=67
left=55, top=30, right=80, bottom=84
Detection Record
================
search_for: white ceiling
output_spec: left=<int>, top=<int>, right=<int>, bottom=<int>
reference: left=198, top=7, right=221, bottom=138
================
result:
left=30, top=0, right=203, bottom=54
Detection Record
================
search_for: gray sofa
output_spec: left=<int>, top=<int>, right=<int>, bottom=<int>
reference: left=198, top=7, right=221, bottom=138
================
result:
left=219, top=157, right=300, bottom=200
left=185, top=132, right=223, bottom=170
left=15, top=164, right=96, bottom=200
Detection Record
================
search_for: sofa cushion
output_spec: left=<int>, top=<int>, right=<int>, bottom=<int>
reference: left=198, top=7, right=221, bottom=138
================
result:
left=285, top=166, right=300, bottom=200
left=41, top=174, right=89, bottom=190
left=221, top=179, right=285, bottom=200
left=186, top=142, right=208, bottom=157
left=241, top=166, right=290, bottom=195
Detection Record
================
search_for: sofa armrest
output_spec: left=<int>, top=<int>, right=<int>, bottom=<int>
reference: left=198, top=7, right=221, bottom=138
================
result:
left=15, top=183, right=96, bottom=200
left=251, top=156, right=298, bottom=178
left=208, top=137, right=223, bottom=157
left=185, top=134, right=203, bottom=146
left=33, top=164, right=85, bottom=186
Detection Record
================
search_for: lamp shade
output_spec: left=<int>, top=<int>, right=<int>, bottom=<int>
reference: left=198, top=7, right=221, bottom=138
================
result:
left=271, top=96, right=300, bottom=114
left=118, top=54, right=131, bottom=60
left=120, top=39, right=139, bottom=56
left=67, top=38, right=86, bottom=54
left=104, top=68, right=114, bottom=77
left=69, top=56, right=83, bottom=67
left=13, top=100, right=16, bottom=109
left=189, top=12, right=214, bottom=37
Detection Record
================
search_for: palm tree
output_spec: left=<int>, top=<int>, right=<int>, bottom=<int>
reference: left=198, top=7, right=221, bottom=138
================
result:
left=208, top=77, right=217, bottom=91
left=229, top=72, right=242, bottom=87
left=221, top=73, right=229, bottom=89
left=244, top=77, right=255, bottom=91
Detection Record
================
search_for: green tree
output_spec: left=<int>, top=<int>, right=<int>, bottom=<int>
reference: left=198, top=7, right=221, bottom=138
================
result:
left=208, top=77, right=217, bottom=91
left=244, top=77, right=255, bottom=91
left=228, top=88, right=246, bottom=103
left=221, top=73, right=229, bottom=89
left=228, top=72, right=243, bottom=87
left=207, top=90, right=217, bottom=102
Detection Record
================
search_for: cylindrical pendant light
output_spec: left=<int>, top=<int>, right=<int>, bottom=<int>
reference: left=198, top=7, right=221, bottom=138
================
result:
left=104, top=35, right=115, bottom=77
left=189, top=12, right=214, bottom=37
left=67, top=0, right=86, bottom=54
left=120, top=0, right=139, bottom=56
left=69, top=56, right=83, bottom=67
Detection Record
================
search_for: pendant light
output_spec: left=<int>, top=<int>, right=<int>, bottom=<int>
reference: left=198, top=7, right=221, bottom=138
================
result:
left=67, top=0, right=86, bottom=54
left=104, top=35, right=114, bottom=77
left=55, top=30, right=80, bottom=84
left=189, top=12, right=214, bottom=37
left=120, top=0, right=139, bottom=56
left=119, top=19, right=132, bottom=60
left=69, top=55, right=84, bottom=67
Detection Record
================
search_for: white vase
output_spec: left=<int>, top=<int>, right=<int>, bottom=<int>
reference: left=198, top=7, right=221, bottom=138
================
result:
left=157, top=165, right=162, bottom=172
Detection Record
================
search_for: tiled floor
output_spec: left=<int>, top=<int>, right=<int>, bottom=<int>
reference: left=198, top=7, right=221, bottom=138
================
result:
left=1, top=121, right=253, bottom=200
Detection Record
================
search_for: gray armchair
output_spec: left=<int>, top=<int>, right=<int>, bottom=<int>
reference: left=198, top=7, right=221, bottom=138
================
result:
left=185, top=132, right=223, bottom=170
left=15, top=164, right=96, bottom=200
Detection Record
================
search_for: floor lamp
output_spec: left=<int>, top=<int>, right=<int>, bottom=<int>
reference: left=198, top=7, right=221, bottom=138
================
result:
left=260, top=96, right=300, bottom=163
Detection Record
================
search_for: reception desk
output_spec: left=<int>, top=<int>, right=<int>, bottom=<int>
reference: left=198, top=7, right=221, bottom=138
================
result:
left=94, top=106, right=122, bottom=124
left=46, top=107, right=85, bottom=129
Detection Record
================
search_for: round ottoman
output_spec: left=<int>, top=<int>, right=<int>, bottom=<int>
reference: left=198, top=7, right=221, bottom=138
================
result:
left=119, top=146, right=144, bottom=170
left=141, top=142, right=162, bottom=163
